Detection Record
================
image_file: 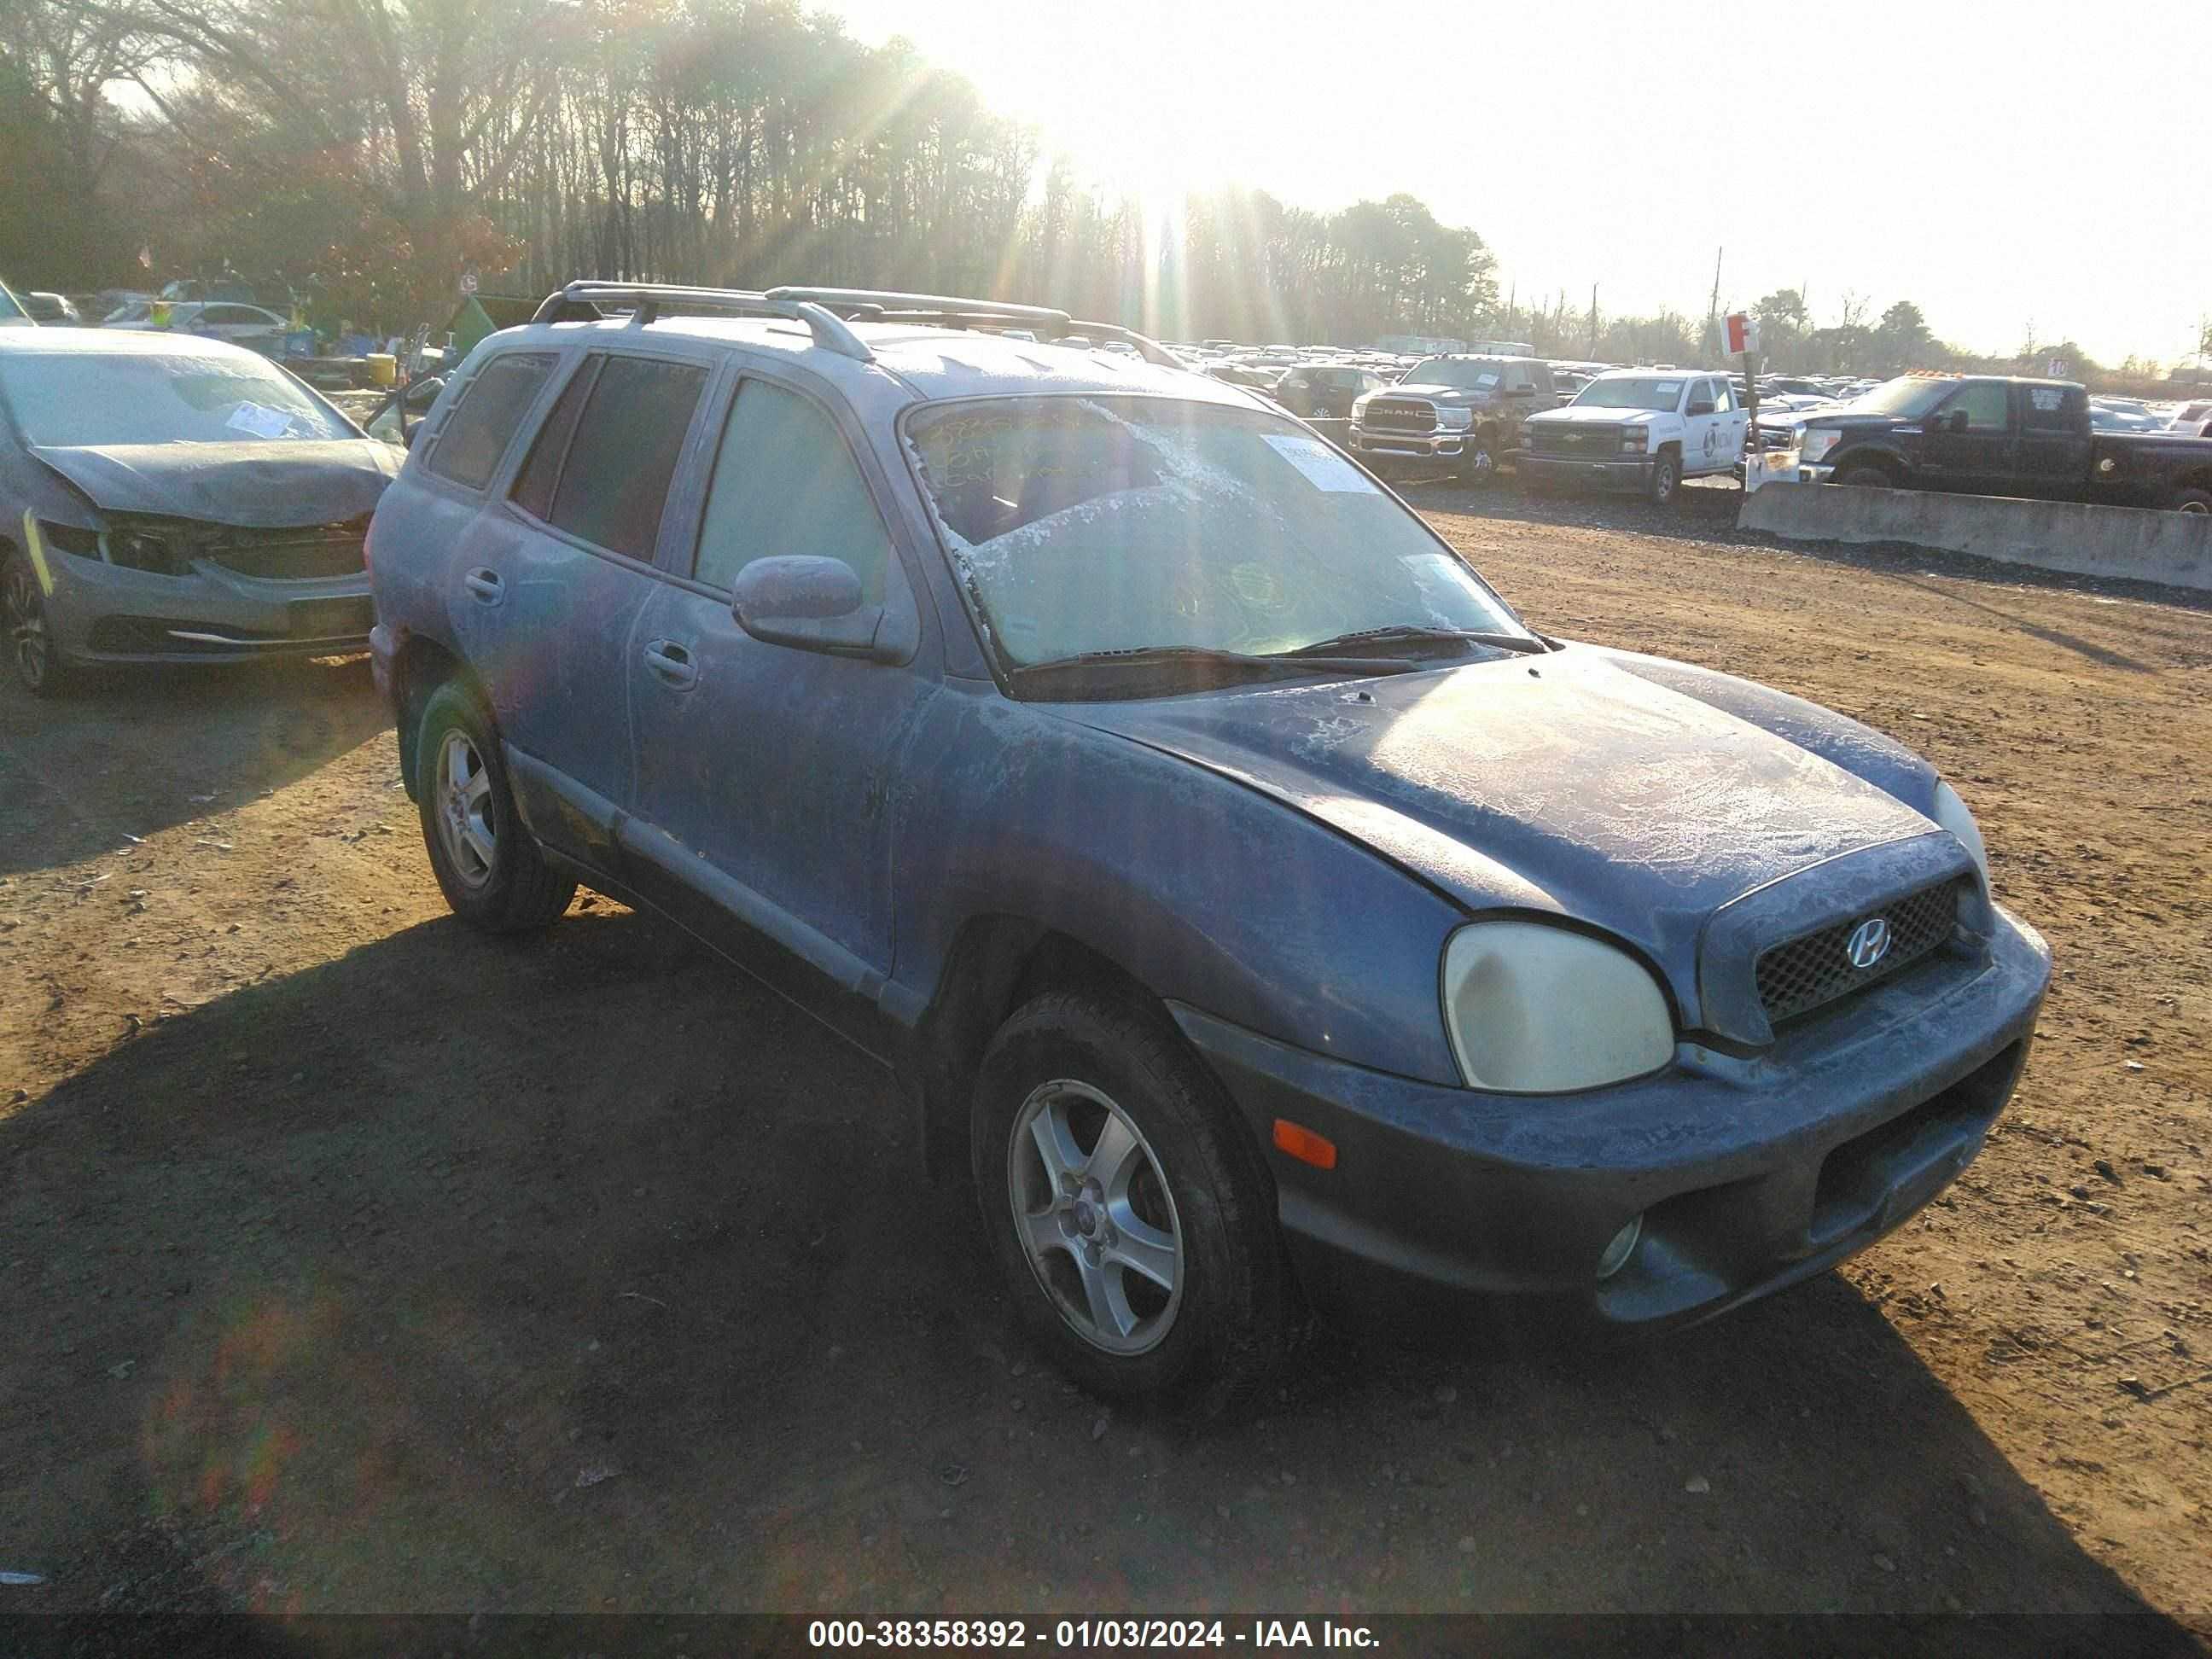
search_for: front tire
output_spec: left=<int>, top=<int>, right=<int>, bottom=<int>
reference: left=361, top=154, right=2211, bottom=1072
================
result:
left=1647, top=449, right=1681, bottom=504
left=1838, top=464, right=1895, bottom=489
left=415, top=680, right=576, bottom=931
left=3, top=550, right=73, bottom=697
left=2174, top=487, right=2212, bottom=515
left=971, top=990, right=1289, bottom=1412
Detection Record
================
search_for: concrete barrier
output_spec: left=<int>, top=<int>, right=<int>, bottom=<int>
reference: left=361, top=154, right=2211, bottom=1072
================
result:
left=1737, top=481, right=2212, bottom=593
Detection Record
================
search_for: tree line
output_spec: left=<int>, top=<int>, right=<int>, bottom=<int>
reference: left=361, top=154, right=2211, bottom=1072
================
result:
left=0, top=0, right=2197, bottom=385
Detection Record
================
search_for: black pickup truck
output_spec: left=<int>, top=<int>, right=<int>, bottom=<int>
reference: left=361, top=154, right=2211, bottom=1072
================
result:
left=1797, top=375, right=2212, bottom=514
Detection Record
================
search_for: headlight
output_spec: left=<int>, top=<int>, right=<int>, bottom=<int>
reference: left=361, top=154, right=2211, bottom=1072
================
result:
left=1435, top=407, right=1474, bottom=430
left=1620, top=427, right=1648, bottom=453
left=1350, top=394, right=1372, bottom=416
left=1801, top=428, right=1842, bottom=463
left=1441, top=922, right=1674, bottom=1093
left=1932, top=782, right=1989, bottom=888
left=103, top=529, right=183, bottom=574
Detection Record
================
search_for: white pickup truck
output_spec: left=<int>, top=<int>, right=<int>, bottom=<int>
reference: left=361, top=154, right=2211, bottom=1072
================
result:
left=1518, top=370, right=1750, bottom=504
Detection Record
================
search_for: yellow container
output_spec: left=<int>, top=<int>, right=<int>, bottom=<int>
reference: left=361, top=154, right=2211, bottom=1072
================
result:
left=365, top=352, right=398, bottom=387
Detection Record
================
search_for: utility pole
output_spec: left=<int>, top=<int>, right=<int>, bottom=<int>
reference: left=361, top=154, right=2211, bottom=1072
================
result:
left=1707, top=246, right=1723, bottom=358
left=1587, top=282, right=1598, bottom=358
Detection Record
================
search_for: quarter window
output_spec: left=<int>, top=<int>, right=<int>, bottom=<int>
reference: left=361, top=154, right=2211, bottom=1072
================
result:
left=693, top=380, right=891, bottom=601
left=543, top=356, right=709, bottom=562
left=426, top=352, right=557, bottom=490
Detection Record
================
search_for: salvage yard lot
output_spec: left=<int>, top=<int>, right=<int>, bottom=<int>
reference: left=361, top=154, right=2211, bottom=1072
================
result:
left=2, top=486, right=2207, bottom=1639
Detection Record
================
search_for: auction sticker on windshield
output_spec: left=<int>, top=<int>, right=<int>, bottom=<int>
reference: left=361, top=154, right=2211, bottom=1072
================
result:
left=224, top=402, right=296, bottom=439
left=1260, top=432, right=1380, bottom=493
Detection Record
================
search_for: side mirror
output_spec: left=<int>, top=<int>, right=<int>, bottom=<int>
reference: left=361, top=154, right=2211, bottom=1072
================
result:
left=1948, top=408, right=1971, bottom=434
left=1686, top=399, right=1715, bottom=416
left=731, top=555, right=896, bottom=660
left=1508, top=384, right=1536, bottom=398
left=403, top=420, right=422, bottom=450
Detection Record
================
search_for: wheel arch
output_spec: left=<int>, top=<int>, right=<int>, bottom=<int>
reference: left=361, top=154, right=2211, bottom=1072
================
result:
left=393, top=632, right=490, bottom=800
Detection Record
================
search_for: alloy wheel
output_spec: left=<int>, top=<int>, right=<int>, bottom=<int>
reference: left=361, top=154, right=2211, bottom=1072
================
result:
left=1006, top=1079, right=1185, bottom=1355
left=4, top=561, right=48, bottom=690
left=434, top=728, right=498, bottom=888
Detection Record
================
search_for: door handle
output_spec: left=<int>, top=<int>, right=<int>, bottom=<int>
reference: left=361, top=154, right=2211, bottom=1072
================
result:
left=463, top=568, right=504, bottom=603
left=641, top=639, right=698, bottom=690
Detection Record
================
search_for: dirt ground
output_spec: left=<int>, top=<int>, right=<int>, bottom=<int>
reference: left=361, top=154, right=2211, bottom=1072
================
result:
left=3, top=482, right=2208, bottom=1644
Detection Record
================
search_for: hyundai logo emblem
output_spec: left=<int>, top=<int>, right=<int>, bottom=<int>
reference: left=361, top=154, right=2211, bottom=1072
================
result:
left=1845, top=917, right=1892, bottom=970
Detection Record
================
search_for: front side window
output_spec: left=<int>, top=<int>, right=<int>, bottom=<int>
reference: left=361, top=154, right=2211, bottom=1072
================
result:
left=694, top=379, right=891, bottom=601
left=542, top=355, right=707, bottom=561
left=426, top=352, right=556, bottom=489
left=1942, top=382, right=2011, bottom=432
left=906, top=396, right=1533, bottom=672
left=0, top=348, right=356, bottom=446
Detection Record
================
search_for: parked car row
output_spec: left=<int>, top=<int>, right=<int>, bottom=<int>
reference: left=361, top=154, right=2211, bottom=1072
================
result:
left=0, top=282, right=2048, bottom=1413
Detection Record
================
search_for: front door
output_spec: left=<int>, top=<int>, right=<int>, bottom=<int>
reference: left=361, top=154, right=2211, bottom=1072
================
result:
left=1920, top=381, right=2017, bottom=494
left=1680, top=378, right=1726, bottom=474
left=625, top=373, right=933, bottom=1045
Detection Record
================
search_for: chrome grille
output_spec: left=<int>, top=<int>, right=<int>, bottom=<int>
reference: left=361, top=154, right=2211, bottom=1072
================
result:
left=1755, top=878, right=1964, bottom=1026
left=1530, top=424, right=1620, bottom=455
left=1363, top=399, right=1436, bottom=434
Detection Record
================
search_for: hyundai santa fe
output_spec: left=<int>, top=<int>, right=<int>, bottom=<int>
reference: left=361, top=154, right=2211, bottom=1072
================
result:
left=364, top=282, right=2051, bottom=1409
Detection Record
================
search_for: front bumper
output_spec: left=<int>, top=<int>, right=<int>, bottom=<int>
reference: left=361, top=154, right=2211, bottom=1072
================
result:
left=1172, top=904, right=2050, bottom=1336
left=38, top=541, right=374, bottom=667
left=1518, top=452, right=1656, bottom=492
left=1348, top=423, right=1475, bottom=464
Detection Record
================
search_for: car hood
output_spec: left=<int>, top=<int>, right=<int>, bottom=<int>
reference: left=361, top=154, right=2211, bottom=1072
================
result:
left=1530, top=405, right=1658, bottom=426
left=1068, top=646, right=1936, bottom=999
left=1388, top=382, right=1499, bottom=405
left=32, top=440, right=396, bottom=527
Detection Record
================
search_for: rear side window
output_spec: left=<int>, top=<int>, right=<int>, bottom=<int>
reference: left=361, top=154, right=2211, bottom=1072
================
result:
left=693, top=380, right=891, bottom=601
left=2023, top=386, right=2075, bottom=433
left=510, top=358, right=600, bottom=521
left=544, top=356, right=708, bottom=562
left=427, top=352, right=556, bottom=489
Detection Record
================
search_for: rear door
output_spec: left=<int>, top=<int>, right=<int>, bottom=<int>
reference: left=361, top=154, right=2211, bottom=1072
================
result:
left=1920, top=381, right=2017, bottom=494
left=623, top=370, right=934, bottom=1045
left=490, top=348, right=715, bottom=865
left=2014, top=384, right=2092, bottom=498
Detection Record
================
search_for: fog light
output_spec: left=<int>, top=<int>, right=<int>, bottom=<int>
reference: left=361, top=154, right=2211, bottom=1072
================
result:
left=1596, top=1214, right=1643, bottom=1280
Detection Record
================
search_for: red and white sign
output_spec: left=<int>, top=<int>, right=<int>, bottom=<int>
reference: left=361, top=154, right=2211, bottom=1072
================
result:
left=1725, top=312, right=1760, bottom=355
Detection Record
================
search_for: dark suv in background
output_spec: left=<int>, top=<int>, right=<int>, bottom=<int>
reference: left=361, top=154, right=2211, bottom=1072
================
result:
left=1346, top=354, right=1557, bottom=484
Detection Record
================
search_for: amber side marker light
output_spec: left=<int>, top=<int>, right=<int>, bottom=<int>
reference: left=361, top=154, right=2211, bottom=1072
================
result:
left=1272, top=1118, right=1338, bottom=1170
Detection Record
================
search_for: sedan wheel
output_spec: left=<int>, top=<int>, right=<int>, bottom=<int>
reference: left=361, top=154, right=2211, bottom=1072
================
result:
left=1007, top=1079, right=1184, bottom=1355
left=3, top=555, right=65, bottom=696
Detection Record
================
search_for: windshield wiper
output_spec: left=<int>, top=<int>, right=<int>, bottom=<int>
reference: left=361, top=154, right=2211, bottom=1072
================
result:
left=1006, top=644, right=1418, bottom=691
left=1278, top=625, right=1548, bottom=659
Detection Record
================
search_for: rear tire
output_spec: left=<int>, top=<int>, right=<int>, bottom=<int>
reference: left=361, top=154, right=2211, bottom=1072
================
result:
left=2174, top=488, right=2212, bottom=515
left=971, top=990, right=1289, bottom=1413
left=415, top=680, right=575, bottom=931
left=3, top=549, right=73, bottom=697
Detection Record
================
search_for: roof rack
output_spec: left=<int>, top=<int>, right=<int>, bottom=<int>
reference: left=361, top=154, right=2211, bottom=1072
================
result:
left=529, top=282, right=874, bottom=363
left=765, top=286, right=1185, bottom=370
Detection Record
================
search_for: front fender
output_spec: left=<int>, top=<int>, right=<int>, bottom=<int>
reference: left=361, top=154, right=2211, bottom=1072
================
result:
left=890, top=687, right=1470, bottom=1086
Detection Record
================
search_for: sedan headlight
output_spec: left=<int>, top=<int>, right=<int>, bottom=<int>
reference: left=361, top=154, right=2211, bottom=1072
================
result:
left=1801, top=427, right=1842, bottom=463
left=1435, top=407, right=1475, bottom=430
left=1931, top=782, right=1989, bottom=888
left=103, top=529, right=183, bottom=574
left=1441, top=922, right=1675, bottom=1093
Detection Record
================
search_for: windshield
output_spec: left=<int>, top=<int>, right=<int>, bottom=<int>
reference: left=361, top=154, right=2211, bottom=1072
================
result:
left=907, top=397, right=1533, bottom=674
left=1402, top=358, right=1505, bottom=391
left=1845, top=377, right=1953, bottom=417
left=0, top=350, right=353, bottom=446
left=1572, top=376, right=1684, bottom=411
left=0, top=283, right=26, bottom=326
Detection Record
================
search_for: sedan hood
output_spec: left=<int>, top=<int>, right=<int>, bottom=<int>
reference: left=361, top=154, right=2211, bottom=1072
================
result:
left=32, top=440, right=397, bottom=528
left=1070, top=647, right=1936, bottom=998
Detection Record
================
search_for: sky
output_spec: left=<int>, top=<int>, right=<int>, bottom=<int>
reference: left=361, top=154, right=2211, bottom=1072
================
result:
left=829, top=0, right=2209, bottom=364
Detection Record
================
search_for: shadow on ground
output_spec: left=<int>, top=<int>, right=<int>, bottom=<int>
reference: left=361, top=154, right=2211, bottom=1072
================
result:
left=0, top=655, right=387, bottom=876
left=1, top=900, right=2195, bottom=1650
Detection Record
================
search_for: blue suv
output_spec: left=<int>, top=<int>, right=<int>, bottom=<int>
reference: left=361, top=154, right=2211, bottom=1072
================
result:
left=367, top=283, right=2051, bottom=1408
